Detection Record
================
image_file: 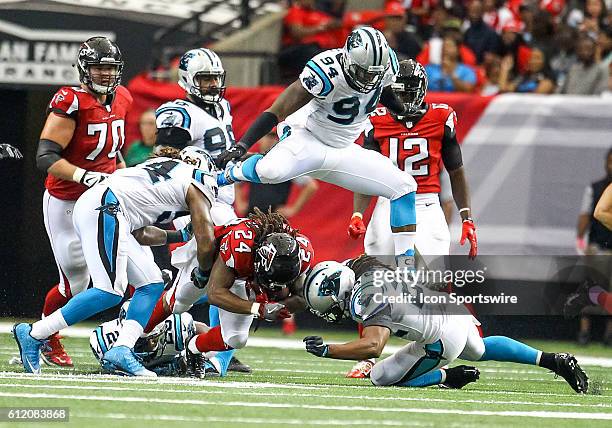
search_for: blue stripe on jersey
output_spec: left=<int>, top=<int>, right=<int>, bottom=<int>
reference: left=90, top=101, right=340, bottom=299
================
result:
left=156, top=107, right=191, bottom=128
left=174, top=314, right=184, bottom=352
left=390, top=49, right=399, bottom=75
left=192, top=168, right=213, bottom=184
left=306, top=60, right=334, bottom=97
left=95, top=326, right=108, bottom=354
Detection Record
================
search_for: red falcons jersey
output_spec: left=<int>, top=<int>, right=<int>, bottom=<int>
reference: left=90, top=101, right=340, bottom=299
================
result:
left=216, top=218, right=314, bottom=280
left=45, top=85, right=133, bottom=200
left=364, top=103, right=457, bottom=194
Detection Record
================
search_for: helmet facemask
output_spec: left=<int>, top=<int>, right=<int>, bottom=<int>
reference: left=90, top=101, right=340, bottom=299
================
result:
left=344, top=57, right=386, bottom=93
left=193, top=71, right=226, bottom=104
left=76, top=37, right=123, bottom=95
left=134, top=324, right=167, bottom=362
left=392, top=59, right=428, bottom=119
left=308, top=271, right=351, bottom=323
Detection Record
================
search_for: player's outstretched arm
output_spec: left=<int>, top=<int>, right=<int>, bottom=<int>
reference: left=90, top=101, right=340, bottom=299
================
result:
left=304, top=326, right=390, bottom=360
left=594, top=183, right=612, bottom=230
left=207, top=257, right=253, bottom=314
left=132, top=223, right=193, bottom=246
left=215, top=81, right=313, bottom=168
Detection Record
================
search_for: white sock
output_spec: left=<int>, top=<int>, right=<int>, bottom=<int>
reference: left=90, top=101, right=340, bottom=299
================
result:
left=392, top=231, right=416, bottom=256
left=30, top=310, right=67, bottom=340
left=113, top=319, right=143, bottom=349
left=188, top=336, right=201, bottom=354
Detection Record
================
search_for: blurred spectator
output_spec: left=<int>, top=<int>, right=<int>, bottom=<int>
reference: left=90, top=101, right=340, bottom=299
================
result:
left=598, top=25, right=612, bottom=65
left=234, top=131, right=319, bottom=218
left=425, top=37, right=478, bottom=92
left=550, top=25, right=578, bottom=87
left=279, top=0, right=341, bottom=76
left=480, top=56, right=502, bottom=94
left=499, top=47, right=556, bottom=93
left=418, top=18, right=478, bottom=65
left=464, top=0, right=502, bottom=63
left=539, top=0, right=566, bottom=22
left=530, top=10, right=556, bottom=59
left=383, top=1, right=422, bottom=59
left=499, top=19, right=532, bottom=74
left=559, top=35, right=609, bottom=94
left=567, top=0, right=609, bottom=37
left=124, top=109, right=156, bottom=167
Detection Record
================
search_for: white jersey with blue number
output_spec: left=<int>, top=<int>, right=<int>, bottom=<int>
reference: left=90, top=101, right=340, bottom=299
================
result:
left=89, top=313, right=195, bottom=366
left=350, top=269, right=464, bottom=344
left=287, top=48, right=399, bottom=148
left=155, top=98, right=235, bottom=204
left=104, top=157, right=217, bottom=230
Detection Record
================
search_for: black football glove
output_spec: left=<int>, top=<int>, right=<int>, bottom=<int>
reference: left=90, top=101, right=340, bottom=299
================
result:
left=0, top=144, right=23, bottom=160
left=215, top=142, right=248, bottom=169
left=191, top=267, right=210, bottom=290
left=303, top=336, right=330, bottom=358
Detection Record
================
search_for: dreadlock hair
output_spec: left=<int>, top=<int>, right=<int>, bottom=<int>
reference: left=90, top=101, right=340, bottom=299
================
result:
left=248, top=207, right=297, bottom=245
left=151, top=145, right=181, bottom=159
left=346, top=254, right=392, bottom=279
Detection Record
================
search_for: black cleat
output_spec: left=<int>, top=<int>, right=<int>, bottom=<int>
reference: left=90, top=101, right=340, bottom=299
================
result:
left=185, top=348, right=206, bottom=379
left=552, top=353, right=589, bottom=394
left=441, top=365, right=480, bottom=389
left=228, top=356, right=252, bottom=373
left=563, top=280, right=595, bottom=318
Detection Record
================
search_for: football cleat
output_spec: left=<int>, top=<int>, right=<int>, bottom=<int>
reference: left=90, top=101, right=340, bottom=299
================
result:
left=552, top=353, right=589, bottom=394
left=441, top=365, right=480, bottom=389
left=228, top=356, right=252, bottom=373
left=346, top=359, right=375, bottom=378
left=101, top=346, right=157, bottom=377
left=12, top=323, right=45, bottom=374
left=563, top=280, right=595, bottom=318
left=41, top=333, right=73, bottom=367
left=203, top=358, right=221, bottom=378
left=185, top=348, right=206, bottom=379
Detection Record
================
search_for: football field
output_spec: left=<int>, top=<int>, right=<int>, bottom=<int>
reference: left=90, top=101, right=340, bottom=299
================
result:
left=0, top=325, right=610, bottom=428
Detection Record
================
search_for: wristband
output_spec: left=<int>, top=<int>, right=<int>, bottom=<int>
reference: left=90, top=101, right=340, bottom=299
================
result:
left=463, top=217, right=473, bottom=222
left=351, top=212, right=363, bottom=219
left=165, top=230, right=186, bottom=244
left=459, top=208, right=471, bottom=214
left=73, top=167, right=87, bottom=183
left=250, top=303, right=261, bottom=316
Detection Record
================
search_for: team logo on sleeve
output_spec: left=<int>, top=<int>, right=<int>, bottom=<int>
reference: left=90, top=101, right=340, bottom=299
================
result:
left=303, top=74, right=318, bottom=90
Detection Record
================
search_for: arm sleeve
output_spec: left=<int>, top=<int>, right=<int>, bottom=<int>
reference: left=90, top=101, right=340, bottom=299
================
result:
left=580, top=185, right=594, bottom=215
left=441, top=110, right=463, bottom=171
left=362, top=127, right=381, bottom=153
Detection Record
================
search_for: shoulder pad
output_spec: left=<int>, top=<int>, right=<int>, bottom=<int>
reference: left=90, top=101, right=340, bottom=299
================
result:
left=299, top=50, right=342, bottom=98
left=115, top=85, right=133, bottom=105
left=156, top=103, right=193, bottom=132
left=48, top=87, right=79, bottom=117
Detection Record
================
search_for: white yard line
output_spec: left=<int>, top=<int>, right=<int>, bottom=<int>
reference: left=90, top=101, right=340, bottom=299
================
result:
left=71, top=412, right=432, bottom=426
left=1, top=383, right=610, bottom=409
left=0, top=391, right=609, bottom=420
left=2, top=322, right=611, bottom=367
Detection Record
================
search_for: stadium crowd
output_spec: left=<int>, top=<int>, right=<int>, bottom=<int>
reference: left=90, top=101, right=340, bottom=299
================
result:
left=280, top=0, right=612, bottom=95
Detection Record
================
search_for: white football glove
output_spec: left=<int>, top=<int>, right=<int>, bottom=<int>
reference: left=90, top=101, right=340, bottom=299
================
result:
left=73, top=167, right=109, bottom=187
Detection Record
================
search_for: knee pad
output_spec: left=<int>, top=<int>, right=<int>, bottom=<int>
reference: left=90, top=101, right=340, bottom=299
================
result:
left=369, top=363, right=388, bottom=386
left=255, top=156, right=288, bottom=184
left=224, top=333, right=248, bottom=350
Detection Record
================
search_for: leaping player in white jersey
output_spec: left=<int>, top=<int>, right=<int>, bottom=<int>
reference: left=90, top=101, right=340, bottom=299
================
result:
left=13, top=146, right=217, bottom=377
left=151, top=48, right=250, bottom=376
left=216, top=27, right=418, bottom=264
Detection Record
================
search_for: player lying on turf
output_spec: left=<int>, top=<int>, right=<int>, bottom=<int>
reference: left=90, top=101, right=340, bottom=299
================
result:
left=90, top=300, right=201, bottom=376
left=14, top=146, right=217, bottom=376
left=302, top=256, right=589, bottom=393
left=144, top=209, right=314, bottom=377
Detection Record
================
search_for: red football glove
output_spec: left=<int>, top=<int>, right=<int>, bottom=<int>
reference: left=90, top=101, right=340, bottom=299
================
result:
left=348, top=213, right=366, bottom=239
left=460, top=219, right=478, bottom=259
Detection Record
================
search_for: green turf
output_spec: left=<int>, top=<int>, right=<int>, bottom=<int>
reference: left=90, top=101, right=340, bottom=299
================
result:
left=0, top=329, right=610, bottom=428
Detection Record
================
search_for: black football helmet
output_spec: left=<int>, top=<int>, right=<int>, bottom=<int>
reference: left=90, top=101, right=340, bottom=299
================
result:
left=254, top=233, right=301, bottom=291
left=76, top=36, right=123, bottom=95
left=391, top=59, right=428, bottom=118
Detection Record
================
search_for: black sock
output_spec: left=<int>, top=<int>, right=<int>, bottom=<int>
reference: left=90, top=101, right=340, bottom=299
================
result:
left=538, top=352, right=557, bottom=371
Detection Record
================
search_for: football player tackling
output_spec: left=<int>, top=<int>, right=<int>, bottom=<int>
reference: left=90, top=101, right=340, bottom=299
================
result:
left=302, top=256, right=589, bottom=393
